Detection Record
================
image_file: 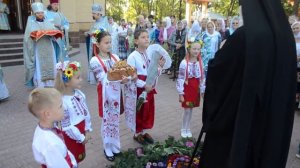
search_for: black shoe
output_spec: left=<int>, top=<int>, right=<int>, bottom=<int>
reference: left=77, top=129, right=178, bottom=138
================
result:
left=113, top=152, right=122, bottom=157
left=104, top=150, right=115, bottom=161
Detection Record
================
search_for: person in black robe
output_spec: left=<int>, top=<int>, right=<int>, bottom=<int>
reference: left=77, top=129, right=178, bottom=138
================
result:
left=199, top=0, right=296, bottom=167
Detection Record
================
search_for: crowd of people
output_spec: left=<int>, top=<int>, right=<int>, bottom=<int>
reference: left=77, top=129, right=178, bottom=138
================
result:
left=0, top=0, right=299, bottom=167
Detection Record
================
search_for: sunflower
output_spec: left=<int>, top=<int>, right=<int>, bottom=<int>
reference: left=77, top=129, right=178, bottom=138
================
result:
left=64, top=68, right=73, bottom=78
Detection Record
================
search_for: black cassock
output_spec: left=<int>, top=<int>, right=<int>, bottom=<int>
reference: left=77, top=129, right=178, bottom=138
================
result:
left=199, top=0, right=297, bottom=168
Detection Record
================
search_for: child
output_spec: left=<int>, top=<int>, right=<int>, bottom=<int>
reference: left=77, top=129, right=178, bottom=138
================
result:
left=176, top=41, right=205, bottom=138
left=126, top=28, right=135, bottom=56
left=127, top=29, right=171, bottom=145
left=54, top=61, right=92, bottom=163
left=29, top=88, right=77, bottom=168
left=89, top=29, right=132, bottom=161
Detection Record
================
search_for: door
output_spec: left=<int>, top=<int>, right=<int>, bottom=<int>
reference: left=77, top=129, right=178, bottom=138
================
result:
left=3, top=0, right=31, bottom=32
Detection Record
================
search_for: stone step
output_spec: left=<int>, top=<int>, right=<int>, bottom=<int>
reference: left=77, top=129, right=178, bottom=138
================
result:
left=0, top=38, right=23, bottom=43
left=0, top=58, right=23, bottom=67
left=0, top=52, right=23, bottom=61
left=0, top=42, right=23, bottom=48
left=0, top=47, right=23, bottom=54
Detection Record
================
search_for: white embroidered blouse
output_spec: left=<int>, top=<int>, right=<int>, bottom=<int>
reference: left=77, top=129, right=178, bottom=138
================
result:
left=89, top=54, right=120, bottom=84
left=61, top=89, right=92, bottom=143
left=32, top=125, right=77, bottom=168
left=176, top=60, right=206, bottom=95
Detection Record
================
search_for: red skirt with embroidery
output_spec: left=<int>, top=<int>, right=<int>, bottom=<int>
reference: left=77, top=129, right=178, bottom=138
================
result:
left=136, top=75, right=157, bottom=133
left=182, top=77, right=200, bottom=108
left=62, top=120, right=86, bottom=163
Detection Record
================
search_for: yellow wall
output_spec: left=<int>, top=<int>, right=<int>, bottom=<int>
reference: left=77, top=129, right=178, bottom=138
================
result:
left=43, top=0, right=106, bottom=31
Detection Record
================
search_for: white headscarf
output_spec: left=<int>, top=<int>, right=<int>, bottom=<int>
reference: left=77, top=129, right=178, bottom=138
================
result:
left=229, top=16, right=240, bottom=35
left=162, top=17, right=172, bottom=41
left=292, top=22, right=300, bottom=39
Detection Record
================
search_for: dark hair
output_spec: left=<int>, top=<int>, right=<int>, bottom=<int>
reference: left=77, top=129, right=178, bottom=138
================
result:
left=108, top=16, right=113, bottom=20
left=121, top=19, right=125, bottom=22
left=47, top=5, right=52, bottom=11
left=171, top=15, right=176, bottom=19
left=148, top=15, right=154, bottom=19
left=96, top=31, right=111, bottom=43
left=134, top=29, right=148, bottom=40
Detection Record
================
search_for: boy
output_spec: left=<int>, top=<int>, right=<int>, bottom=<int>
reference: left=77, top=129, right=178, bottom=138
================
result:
left=28, top=88, right=77, bottom=168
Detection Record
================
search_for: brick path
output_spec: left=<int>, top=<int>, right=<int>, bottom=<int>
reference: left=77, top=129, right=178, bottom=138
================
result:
left=0, top=44, right=299, bottom=168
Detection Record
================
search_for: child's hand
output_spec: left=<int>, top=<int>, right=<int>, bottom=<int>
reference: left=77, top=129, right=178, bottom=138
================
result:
left=145, top=85, right=153, bottom=93
left=201, top=93, right=204, bottom=99
left=132, top=73, right=138, bottom=82
left=121, top=76, right=129, bottom=84
left=179, top=95, right=184, bottom=103
left=82, top=132, right=92, bottom=144
left=158, top=56, right=166, bottom=68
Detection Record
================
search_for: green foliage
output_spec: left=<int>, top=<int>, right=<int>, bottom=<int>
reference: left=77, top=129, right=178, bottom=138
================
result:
left=108, top=0, right=185, bottom=23
left=109, top=136, right=202, bottom=168
left=210, top=0, right=239, bottom=17
left=106, top=0, right=126, bottom=21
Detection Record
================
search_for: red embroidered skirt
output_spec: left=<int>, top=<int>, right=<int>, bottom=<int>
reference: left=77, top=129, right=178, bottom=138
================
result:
left=182, top=77, right=200, bottom=108
left=62, top=120, right=86, bottom=163
left=136, top=75, right=157, bottom=133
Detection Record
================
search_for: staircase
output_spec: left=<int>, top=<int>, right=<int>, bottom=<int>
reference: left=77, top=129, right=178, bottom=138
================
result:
left=0, top=34, right=80, bottom=67
left=0, top=34, right=24, bottom=67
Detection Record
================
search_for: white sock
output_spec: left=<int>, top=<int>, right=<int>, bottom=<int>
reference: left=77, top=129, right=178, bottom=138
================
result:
left=104, top=143, right=114, bottom=157
left=182, top=108, right=189, bottom=130
left=111, top=144, right=120, bottom=154
left=185, top=108, right=192, bottom=131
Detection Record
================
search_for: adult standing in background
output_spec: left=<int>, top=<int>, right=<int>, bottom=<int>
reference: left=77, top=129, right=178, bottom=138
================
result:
left=117, top=19, right=128, bottom=60
left=200, top=0, right=296, bottom=167
left=85, top=3, right=109, bottom=84
left=107, top=16, right=119, bottom=55
left=0, top=0, right=10, bottom=31
left=24, top=2, right=62, bottom=88
left=46, top=0, right=70, bottom=60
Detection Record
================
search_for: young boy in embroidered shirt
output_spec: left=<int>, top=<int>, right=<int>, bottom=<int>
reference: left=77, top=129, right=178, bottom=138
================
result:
left=29, top=88, right=77, bottom=168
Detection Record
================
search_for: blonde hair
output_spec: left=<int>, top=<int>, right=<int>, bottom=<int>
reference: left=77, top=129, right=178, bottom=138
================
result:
left=28, top=88, right=61, bottom=117
left=54, top=71, right=66, bottom=93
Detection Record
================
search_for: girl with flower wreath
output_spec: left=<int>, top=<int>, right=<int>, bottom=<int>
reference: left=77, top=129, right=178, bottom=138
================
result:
left=54, top=61, right=93, bottom=163
left=176, top=41, right=205, bottom=138
left=89, top=28, right=137, bottom=161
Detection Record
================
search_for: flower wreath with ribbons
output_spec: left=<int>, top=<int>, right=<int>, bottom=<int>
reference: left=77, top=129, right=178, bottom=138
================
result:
left=91, top=27, right=107, bottom=44
left=56, top=61, right=81, bottom=83
left=186, top=37, right=203, bottom=49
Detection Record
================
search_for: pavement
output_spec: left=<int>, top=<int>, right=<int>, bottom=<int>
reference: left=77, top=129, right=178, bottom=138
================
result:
left=0, top=43, right=299, bottom=168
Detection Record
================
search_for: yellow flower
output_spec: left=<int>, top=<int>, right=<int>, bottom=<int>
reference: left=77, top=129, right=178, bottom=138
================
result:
left=64, top=68, right=73, bottom=78
left=94, top=29, right=100, bottom=35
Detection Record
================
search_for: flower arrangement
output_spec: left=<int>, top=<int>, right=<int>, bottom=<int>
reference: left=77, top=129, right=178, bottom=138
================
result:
left=186, top=39, right=203, bottom=49
left=56, top=61, right=81, bottom=83
left=92, top=27, right=107, bottom=44
left=109, top=136, right=202, bottom=168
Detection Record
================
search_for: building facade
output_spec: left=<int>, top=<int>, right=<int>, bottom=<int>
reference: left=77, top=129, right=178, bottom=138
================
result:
left=3, top=0, right=106, bottom=47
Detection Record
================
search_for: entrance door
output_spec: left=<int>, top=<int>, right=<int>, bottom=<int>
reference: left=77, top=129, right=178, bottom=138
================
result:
left=4, top=0, right=31, bottom=32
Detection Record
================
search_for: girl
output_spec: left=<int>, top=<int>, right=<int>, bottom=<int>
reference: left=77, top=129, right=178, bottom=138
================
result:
left=176, top=41, right=205, bottom=138
left=55, top=61, right=92, bottom=163
left=89, top=29, right=133, bottom=161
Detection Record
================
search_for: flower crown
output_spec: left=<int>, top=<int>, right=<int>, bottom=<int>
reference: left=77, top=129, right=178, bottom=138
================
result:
left=92, top=27, right=107, bottom=44
left=56, top=61, right=81, bottom=83
left=186, top=37, right=203, bottom=49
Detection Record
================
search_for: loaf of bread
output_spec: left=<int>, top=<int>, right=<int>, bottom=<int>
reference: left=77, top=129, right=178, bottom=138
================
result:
left=107, top=60, right=136, bottom=81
